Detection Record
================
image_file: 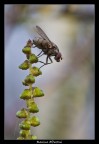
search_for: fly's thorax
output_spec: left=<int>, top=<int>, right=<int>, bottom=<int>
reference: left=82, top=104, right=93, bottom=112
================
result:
left=33, top=37, right=42, bottom=45
left=33, top=37, right=50, bottom=49
left=52, top=43, right=59, bottom=54
left=41, top=39, right=50, bottom=49
left=52, top=42, right=58, bottom=49
left=33, top=37, right=43, bottom=49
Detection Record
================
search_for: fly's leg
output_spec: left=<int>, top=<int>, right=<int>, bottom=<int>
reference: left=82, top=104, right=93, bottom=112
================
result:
left=37, top=50, right=43, bottom=56
left=37, top=51, right=45, bottom=58
left=39, top=56, right=53, bottom=69
left=32, top=44, right=44, bottom=57
left=49, top=57, right=53, bottom=63
left=38, top=61, right=45, bottom=64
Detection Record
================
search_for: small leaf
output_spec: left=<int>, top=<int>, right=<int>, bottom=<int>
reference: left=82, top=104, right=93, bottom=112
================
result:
left=19, top=60, right=29, bottom=70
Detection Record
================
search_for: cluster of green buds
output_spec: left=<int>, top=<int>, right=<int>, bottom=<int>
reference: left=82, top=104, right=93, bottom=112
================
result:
left=16, top=39, right=44, bottom=140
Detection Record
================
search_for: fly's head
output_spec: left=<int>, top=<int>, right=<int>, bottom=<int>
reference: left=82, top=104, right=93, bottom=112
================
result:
left=54, top=52, right=62, bottom=62
left=54, top=46, right=62, bottom=62
left=52, top=44, right=62, bottom=62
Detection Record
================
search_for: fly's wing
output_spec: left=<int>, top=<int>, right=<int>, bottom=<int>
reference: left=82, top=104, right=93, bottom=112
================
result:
left=36, top=26, right=53, bottom=47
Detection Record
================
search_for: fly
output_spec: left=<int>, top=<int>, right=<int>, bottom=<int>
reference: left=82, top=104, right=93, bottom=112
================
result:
left=33, top=26, right=62, bottom=68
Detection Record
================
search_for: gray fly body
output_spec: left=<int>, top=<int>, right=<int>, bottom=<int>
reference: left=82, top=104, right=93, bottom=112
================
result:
left=33, top=26, right=62, bottom=68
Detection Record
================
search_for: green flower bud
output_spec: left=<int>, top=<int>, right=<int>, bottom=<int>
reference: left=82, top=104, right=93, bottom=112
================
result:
left=30, top=67, right=42, bottom=76
left=26, top=39, right=33, bottom=47
left=20, top=89, right=32, bottom=100
left=31, top=135, right=37, bottom=140
left=26, top=135, right=37, bottom=140
left=33, top=87, right=44, bottom=97
left=29, top=54, right=38, bottom=63
left=19, top=60, right=29, bottom=70
left=24, top=74, right=35, bottom=85
left=20, top=130, right=30, bottom=137
left=22, top=80, right=29, bottom=86
left=26, top=99, right=34, bottom=107
left=26, top=99, right=39, bottom=113
left=22, top=46, right=31, bottom=54
left=30, top=116, right=40, bottom=127
left=16, top=108, right=29, bottom=118
left=19, top=120, right=31, bottom=130
left=17, top=136, right=24, bottom=140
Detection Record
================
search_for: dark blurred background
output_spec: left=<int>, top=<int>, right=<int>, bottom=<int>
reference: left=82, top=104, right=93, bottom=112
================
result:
left=4, top=4, right=95, bottom=140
